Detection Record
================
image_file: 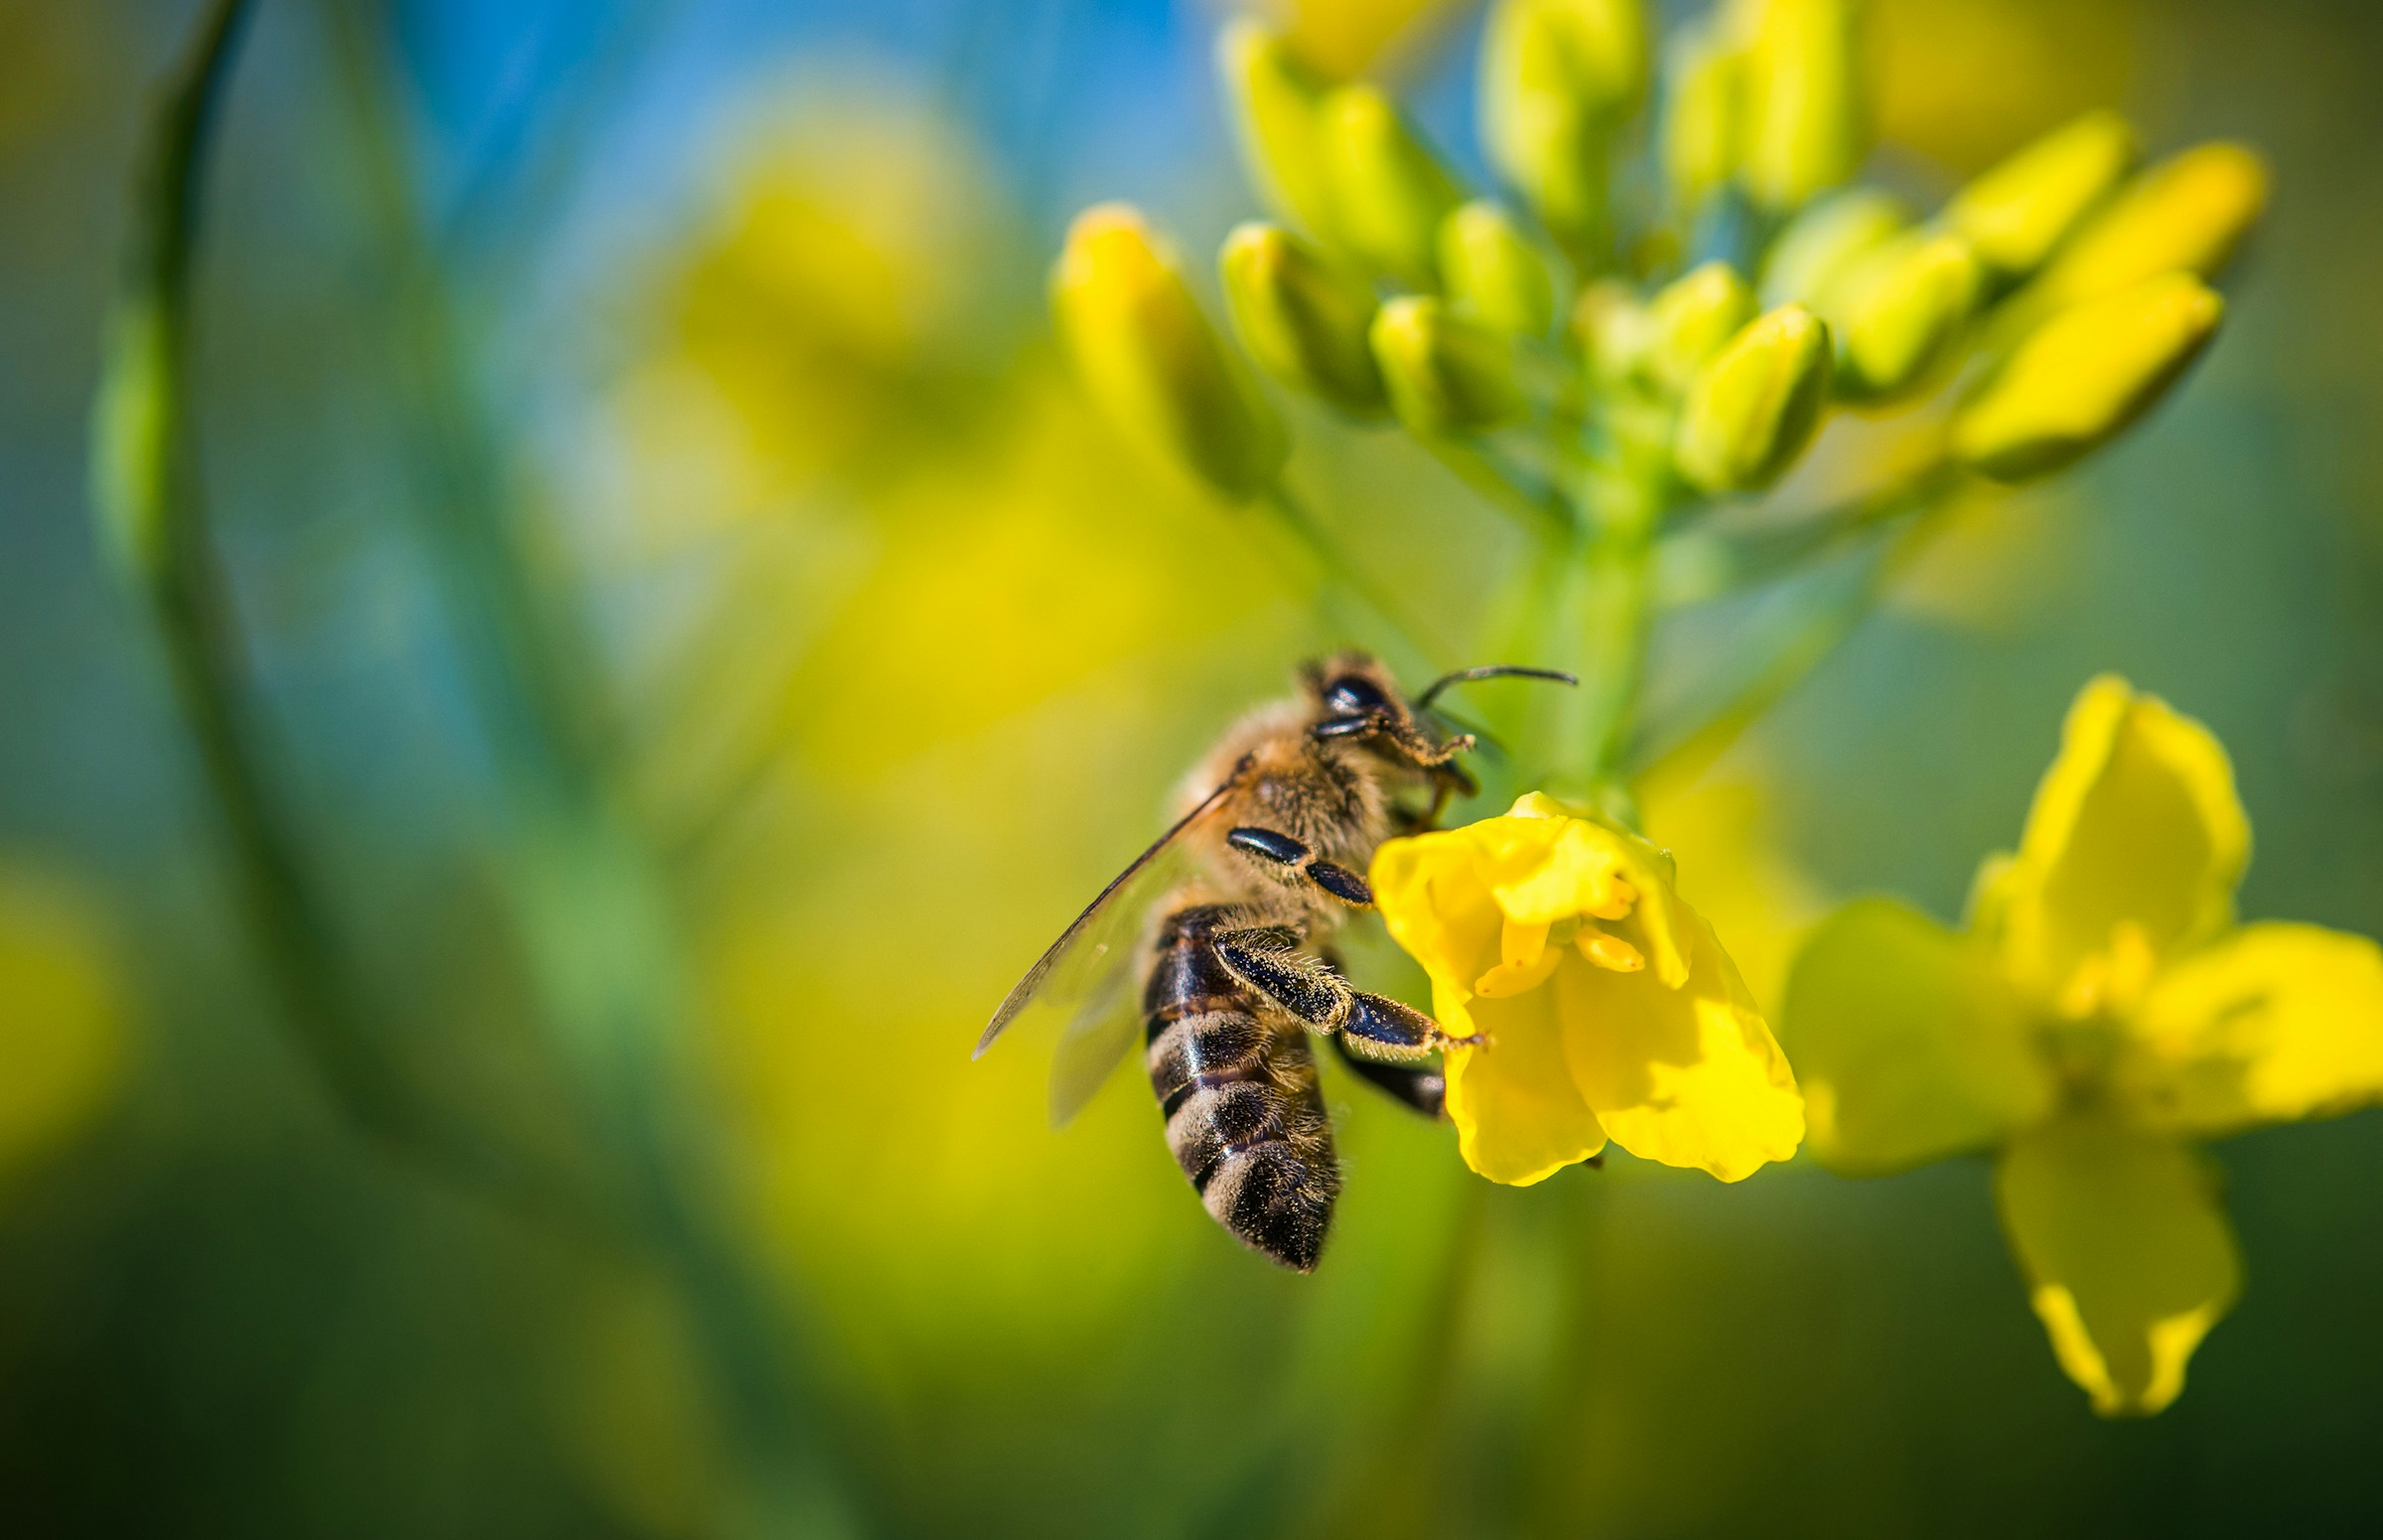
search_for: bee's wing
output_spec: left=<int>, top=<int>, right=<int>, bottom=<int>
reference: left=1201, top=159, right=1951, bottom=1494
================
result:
left=1045, top=917, right=1159, bottom=1128
left=973, top=772, right=1240, bottom=1062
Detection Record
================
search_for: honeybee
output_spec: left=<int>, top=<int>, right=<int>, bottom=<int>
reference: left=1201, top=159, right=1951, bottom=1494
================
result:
left=975, top=654, right=1573, bottom=1271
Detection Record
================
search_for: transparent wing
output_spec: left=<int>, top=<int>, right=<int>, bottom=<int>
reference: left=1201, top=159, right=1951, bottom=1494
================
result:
left=974, top=773, right=1240, bottom=1063
left=1045, top=917, right=1160, bottom=1128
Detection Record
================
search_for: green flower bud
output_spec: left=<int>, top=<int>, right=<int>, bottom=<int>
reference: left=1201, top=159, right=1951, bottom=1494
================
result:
left=1828, top=230, right=1982, bottom=401
left=1660, top=20, right=1743, bottom=215
left=1673, top=304, right=1835, bottom=492
left=1440, top=201, right=1557, bottom=339
left=1052, top=204, right=1288, bottom=499
left=1758, top=187, right=1906, bottom=309
left=2031, top=142, right=2269, bottom=310
left=1371, top=295, right=1525, bottom=434
left=1478, top=0, right=1648, bottom=248
left=1944, top=110, right=2138, bottom=281
left=1736, top=0, right=1867, bottom=213
left=1219, top=221, right=1387, bottom=415
left=1320, top=84, right=1466, bottom=286
left=1646, top=260, right=1757, bottom=393
left=1217, top=22, right=1340, bottom=246
left=1952, top=271, right=2223, bottom=482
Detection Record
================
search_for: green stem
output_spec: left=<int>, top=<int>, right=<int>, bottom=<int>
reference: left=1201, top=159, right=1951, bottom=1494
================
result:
left=1515, top=437, right=1667, bottom=818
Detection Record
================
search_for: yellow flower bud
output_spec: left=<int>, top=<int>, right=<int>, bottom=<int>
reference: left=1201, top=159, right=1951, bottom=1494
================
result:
left=1646, top=259, right=1756, bottom=393
left=1216, top=22, right=1341, bottom=246
left=1371, top=295, right=1525, bottom=434
left=1478, top=0, right=1648, bottom=248
left=1219, top=220, right=1387, bottom=415
left=1659, top=20, right=1742, bottom=214
left=1829, top=230, right=1982, bottom=401
left=1440, top=201, right=1557, bottom=339
left=1944, top=110, right=2139, bottom=281
left=1736, top=0, right=1867, bottom=212
left=1952, top=271, right=2224, bottom=482
left=1758, top=187, right=1905, bottom=309
left=1052, top=203, right=1288, bottom=499
left=1673, top=304, right=1834, bottom=493
left=2031, top=142, right=2269, bottom=310
left=1320, top=83, right=1466, bottom=286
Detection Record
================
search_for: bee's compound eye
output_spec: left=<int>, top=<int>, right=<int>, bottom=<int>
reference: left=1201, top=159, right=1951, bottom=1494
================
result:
left=1324, top=675, right=1391, bottom=716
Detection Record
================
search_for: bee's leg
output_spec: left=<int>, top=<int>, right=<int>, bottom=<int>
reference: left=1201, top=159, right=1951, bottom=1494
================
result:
left=1330, top=1033, right=1447, bottom=1120
left=1211, top=928, right=1481, bottom=1063
left=1225, top=827, right=1375, bottom=908
left=1334, top=989, right=1483, bottom=1061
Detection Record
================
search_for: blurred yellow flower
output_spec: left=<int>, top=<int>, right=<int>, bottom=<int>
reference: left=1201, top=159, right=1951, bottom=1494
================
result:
left=1372, top=792, right=1804, bottom=1187
left=1784, top=676, right=2383, bottom=1416
left=0, top=874, right=125, bottom=1191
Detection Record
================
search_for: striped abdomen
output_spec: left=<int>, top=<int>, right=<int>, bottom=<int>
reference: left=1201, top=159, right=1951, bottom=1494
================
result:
left=1143, top=906, right=1338, bottom=1272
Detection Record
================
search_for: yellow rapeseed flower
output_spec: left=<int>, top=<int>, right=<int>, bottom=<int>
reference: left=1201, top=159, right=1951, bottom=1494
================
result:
left=1372, top=792, right=1805, bottom=1186
left=1783, top=677, right=2383, bottom=1416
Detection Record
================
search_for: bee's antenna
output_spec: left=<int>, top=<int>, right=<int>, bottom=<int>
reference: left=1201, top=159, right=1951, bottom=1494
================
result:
left=1413, top=665, right=1578, bottom=710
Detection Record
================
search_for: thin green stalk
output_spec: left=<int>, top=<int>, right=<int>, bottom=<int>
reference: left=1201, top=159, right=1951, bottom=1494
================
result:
left=1515, top=443, right=1666, bottom=816
left=95, top=0, right=377, bottom=1106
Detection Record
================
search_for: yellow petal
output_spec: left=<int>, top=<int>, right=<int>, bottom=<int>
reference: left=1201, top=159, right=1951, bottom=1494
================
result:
left=1780, top=899, right=2053, bottom=1175
left=1995, top=1118, right=2240, bottom=1417
left=1442, top=977, right=1610, bottom=1186
left=1371, top=825, right=1505, bottom=993
left=1559, top=899, right=1804, bottom=1182
left=1998, top=675, right=2249, bottom=1006
left=2121, top=922, right=2383, bottom=1137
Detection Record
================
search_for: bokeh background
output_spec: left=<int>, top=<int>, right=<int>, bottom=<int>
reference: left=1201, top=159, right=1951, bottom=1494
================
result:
left=6, top=0, right=2383, bottom=1534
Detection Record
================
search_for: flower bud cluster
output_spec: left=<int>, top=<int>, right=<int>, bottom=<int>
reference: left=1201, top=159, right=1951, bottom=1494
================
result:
left=1050, top=2, right=2265, bottom=509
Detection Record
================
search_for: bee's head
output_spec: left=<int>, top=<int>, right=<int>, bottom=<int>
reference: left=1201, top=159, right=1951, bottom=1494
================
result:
left=1299, top=653, right=1574, bottom=777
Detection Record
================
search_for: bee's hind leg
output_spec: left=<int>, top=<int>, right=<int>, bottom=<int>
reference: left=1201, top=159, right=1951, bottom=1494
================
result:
left=1211, top=929, right=1482, bottom=1064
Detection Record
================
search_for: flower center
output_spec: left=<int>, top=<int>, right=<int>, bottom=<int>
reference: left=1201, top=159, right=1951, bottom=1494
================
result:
left=1471, top=876, right=1644, bottom=1000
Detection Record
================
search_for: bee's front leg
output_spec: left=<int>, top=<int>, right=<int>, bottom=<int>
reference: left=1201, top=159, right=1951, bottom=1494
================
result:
left=1210, top=928, right=1482, bottom=1063
left=1224, top=826, right=1375, bottom=907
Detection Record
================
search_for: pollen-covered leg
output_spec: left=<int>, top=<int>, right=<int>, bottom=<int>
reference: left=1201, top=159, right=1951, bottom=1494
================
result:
left=1215, top=927, right=1476, bottom=1064
left=1212, top=928, right=1350, bottom=1028
left=1338, top=989, right=1480, bottom=1061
